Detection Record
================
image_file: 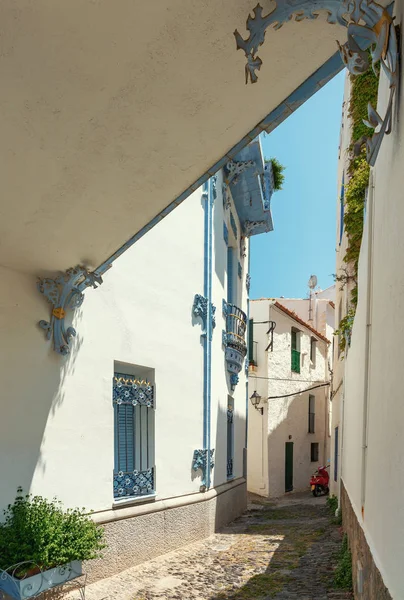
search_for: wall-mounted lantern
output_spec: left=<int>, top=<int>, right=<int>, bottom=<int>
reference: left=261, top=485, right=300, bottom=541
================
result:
left=250, top=390, right=263, bottom=415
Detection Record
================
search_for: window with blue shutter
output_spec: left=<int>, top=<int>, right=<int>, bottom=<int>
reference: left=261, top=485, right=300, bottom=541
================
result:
left=227, top=247, right=234, bottom=304
left=227, top=397, right=234, bottom=479
left=113, top=372, right=155, bottom=499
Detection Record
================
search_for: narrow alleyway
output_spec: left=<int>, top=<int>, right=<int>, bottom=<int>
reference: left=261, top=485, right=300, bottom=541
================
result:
left=80, top=494, right=351, bottom=600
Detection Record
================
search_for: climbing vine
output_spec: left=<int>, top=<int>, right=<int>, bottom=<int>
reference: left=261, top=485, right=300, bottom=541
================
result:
left=336, top=66, right=379, bottom=352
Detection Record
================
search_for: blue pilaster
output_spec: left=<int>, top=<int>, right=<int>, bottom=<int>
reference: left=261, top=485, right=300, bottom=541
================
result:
left=193, top=177, right=215, bottom=489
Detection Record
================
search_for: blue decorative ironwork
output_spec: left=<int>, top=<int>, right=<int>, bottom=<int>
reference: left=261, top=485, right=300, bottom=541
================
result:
left=114, top=468, right=154, bottom=499
left=227, top=405, right=234, bottom=479
left=230, top=211, right=238, bottom=239
left=223, top=223, right=229, bottom=246
left=262, top=161, right=274, bottom=211
left=193, top=294, right=216, bottom=337
left=244, top=220, right=267, bottom=237
left=222, top=298, right=229, bottom=316
left=223, top=303, right=247, bottom=391
left=225, top=159, right=256, bottom=186
left=235, top=0, right=398, bottom=166
left=0, top=561, right=85, bottom=600
left=240, top=237, right=247, bottom=258
left=222, top=183, right=232, bottom=209
left=238, top=262, right=242, bottom=279
left=212, top=175, right=217, bottom=201
left=113, top=374, right=154, bottom=407
left=37, top=266, right=103, bottom=355
left=230, top=373, right=239, bottom=391
left=222, top=330, right=228, bottom=347
left=246, top=273, right=251, bottom=293
left=0, top=560, right=87, bottom=600
left=192, top=449, right=215, bottom=472
left=227, top=458, right=234, bottom=478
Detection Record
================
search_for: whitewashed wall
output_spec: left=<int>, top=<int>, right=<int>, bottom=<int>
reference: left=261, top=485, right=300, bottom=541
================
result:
left=248, top=299, right=330, bottom=497
left=341, top=49, right=404, bottom=598
left=0, top=175, right=247, bottom=517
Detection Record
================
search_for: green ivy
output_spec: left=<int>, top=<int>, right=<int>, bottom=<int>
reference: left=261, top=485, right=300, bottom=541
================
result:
left=334, top=534, right=353, bottom=590
left=334, top=308, right=355, bottom=354
left=0, top=488, right=105, bottom=576
left=336, top=67, right=379, bottom=351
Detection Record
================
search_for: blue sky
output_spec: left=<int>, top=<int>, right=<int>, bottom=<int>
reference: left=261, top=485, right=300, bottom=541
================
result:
left=250, top=70, right=345, bottom=299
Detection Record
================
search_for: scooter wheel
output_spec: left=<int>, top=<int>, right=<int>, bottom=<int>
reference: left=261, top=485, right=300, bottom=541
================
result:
left=324, top=486, right=330, bottom=495
left=312, top=486, right=320, bottom=497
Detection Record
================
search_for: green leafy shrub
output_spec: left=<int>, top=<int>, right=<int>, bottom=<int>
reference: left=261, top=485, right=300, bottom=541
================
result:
left=268, top=157, right=286, bottom=191
left=334, top=534, right=353, bottom=590
left=0, top=488, right=105, bottom=576
left=326, top=495, right=338, bottom=515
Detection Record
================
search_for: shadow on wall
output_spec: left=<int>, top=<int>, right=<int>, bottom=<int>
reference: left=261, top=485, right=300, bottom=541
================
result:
left=263, top=388, right=328, bottom=498
left=212, top=400, right=247, bottom=530
left=213, top=187, right=226, bottom=288
left=0, top=267, right=84, bottom=513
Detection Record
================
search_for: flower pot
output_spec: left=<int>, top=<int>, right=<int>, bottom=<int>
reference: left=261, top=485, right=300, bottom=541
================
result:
left=0, top=561, right=82, bottom=599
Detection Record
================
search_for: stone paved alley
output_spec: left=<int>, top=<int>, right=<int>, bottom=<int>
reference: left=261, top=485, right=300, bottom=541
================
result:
left=80, top=494, right=352, bottom=600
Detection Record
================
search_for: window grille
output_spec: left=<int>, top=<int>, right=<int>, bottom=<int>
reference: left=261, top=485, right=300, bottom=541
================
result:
left=113, top=372, right=155, bottom=499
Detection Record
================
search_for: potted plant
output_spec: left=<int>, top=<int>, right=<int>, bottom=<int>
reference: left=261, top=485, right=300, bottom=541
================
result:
left=0, top=488, right=105, bottom=599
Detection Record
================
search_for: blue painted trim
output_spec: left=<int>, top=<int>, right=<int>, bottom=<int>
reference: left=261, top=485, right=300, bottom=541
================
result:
left=223, top=222, right=229, bottom=246
left=201, top=178, right=215, bottom=489
left=245, top=238, right=250, bottom=450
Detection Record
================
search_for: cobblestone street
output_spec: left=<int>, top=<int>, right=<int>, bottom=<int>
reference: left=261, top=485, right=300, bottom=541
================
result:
left=82, top=493, right=352, bottom=600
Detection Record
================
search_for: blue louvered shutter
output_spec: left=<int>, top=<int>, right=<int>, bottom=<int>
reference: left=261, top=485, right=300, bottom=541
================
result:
left=227, top=247, right=234, bottom=304
left=116, top=404, right=135, bottom=473
left=113, top=373, right=155, bottom=499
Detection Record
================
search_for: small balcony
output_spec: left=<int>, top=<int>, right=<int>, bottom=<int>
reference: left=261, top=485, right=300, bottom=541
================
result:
left=223, top=302, right=247, bottom=389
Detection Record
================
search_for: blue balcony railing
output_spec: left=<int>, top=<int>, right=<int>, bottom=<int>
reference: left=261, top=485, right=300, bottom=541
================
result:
left=223, top=302, right=247, bottom=389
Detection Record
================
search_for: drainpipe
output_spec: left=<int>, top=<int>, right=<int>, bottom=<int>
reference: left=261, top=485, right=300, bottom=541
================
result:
left=338, top=378, right=345, bottom=502
left=202, top=178, right=214, bottom=490
left=360, top=175, right=374, bottom=513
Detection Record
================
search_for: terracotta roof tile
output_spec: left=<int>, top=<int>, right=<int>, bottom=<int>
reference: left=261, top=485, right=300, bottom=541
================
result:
left=273, top=301, right=330, bottom=344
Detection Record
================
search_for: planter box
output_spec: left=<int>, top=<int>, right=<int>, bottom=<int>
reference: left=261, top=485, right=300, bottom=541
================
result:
left=0, top=561, right=82, bottom=599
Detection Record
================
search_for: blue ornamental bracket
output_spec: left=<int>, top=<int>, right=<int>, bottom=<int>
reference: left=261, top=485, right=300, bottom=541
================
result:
left=222, top=159, right=256, bottom=209
left=193, top=294, right=216, bottom=339
left=192, top=449, right=215, bottom=473
left=235, top=0, right=399, bottom=166
left=37, top=266, right=104, bottom=355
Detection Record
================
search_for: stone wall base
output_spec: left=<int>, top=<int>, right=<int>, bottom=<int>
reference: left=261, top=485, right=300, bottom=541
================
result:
left=341, top=481, right=392, bottom=600
left=86, top=478, right=247, bottom=583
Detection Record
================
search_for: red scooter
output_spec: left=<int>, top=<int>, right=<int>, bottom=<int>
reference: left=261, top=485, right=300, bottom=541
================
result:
left=310, top=464, right=330, bottom=497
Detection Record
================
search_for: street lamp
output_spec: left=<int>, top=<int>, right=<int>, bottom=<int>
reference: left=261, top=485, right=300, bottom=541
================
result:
left=250, top=390, right=263, bottom=415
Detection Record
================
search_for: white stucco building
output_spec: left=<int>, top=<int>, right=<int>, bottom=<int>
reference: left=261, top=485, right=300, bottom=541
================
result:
left=0, top=139, right=276, bottom=581
left=247, top=292, right=334, bottom=498
left=331, top=52, right=404, bottom=597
